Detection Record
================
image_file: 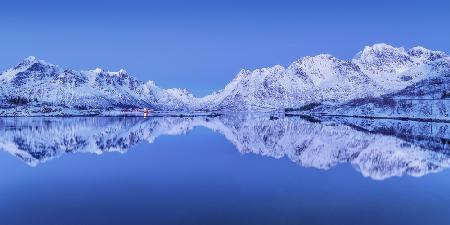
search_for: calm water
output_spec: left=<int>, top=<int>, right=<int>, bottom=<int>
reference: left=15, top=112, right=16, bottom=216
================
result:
left=1, top=114, right=450, bottom=225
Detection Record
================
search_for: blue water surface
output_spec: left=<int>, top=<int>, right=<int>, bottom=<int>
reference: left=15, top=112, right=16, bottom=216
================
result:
left=0, top=116, right=450, bottom=225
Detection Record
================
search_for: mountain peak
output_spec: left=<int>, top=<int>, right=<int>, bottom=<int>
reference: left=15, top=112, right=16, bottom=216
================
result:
left=366, top=43, right=400, bottom=51
left=13, top=56, right=56, bottom=73
left=19, top=56, right=52, bottom=66
left=87, top=68, right=129, bottom=77
left=92, top=68, right=103, bottom=73
left=24, top=56, right=37, bottom=62
left=0, top=56, right=55, bottom=81
left=107, top=69, right=128, bottom=77
left=408, top=46, right=448, bottom=61
left=351, top=43, right=414, bottom=78
left=14, top=56, right=40, bottom=70
left=353, top=43, right=408, bottom=61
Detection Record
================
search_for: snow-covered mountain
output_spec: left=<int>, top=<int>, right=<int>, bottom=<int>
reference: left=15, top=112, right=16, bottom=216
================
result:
left=1, top=44, right=449, bottom=114
left=0, top=56, right=197, bottom=112
left=197, top=44, right=450, bottom=111
left=1, top=115, right=449, bottom=180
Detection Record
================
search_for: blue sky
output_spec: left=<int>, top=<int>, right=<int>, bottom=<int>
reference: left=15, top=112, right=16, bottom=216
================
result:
left=1, top=0, right=449, bottom=96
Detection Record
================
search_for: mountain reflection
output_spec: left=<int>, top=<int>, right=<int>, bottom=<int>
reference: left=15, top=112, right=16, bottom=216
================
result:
left=0, top=114, right=449, bottom=180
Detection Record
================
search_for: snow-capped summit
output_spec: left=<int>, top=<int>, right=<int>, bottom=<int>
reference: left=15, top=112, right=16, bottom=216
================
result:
left=353, top=44, right=412, bottom=74
left=351, top=44, right=448, bottom=90
left=1, top=56, right=53, bottom=82
left=24, top=55, right=36, bottom=61
left=408, top=46, right=448, bottom=62
left=84, top=68, right=128, bottom=77
left=91, top=68, right=103, bottom=73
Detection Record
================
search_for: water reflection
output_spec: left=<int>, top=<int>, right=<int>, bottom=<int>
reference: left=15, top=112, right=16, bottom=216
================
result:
left=0, top=114, right=449, bottom=180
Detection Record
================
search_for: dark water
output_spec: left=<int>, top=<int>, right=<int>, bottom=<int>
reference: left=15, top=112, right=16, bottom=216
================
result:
left=1, top=114, right=450, bottom=225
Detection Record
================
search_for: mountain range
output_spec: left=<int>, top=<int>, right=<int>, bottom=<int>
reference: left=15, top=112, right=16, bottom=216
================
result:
left=0, top=43, right=449, bottom=117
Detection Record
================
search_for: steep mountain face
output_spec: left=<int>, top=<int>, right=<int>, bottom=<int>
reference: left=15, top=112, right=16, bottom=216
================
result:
left=1, top=44, right=448, bottom=114
left=1, top=115, right=449, bottom=180
left=0, top=56, right=196, bottom=111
